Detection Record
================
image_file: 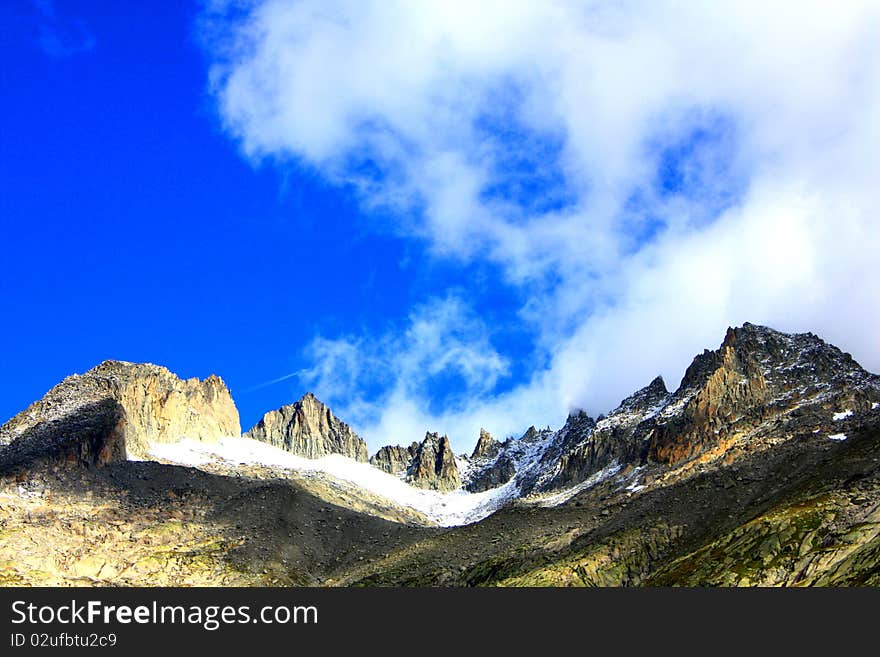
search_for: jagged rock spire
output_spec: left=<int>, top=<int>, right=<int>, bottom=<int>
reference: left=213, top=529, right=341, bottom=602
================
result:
left=407, top=432, right=461, bottom=491
left=471, top=428, right=498, bottom=460
left=244, top=392, right=368, bottom=462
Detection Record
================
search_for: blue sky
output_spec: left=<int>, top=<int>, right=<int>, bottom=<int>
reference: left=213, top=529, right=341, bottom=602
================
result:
left=0, top=0, right=533, bottom=441
left=3, top=1, right=879, bottom=453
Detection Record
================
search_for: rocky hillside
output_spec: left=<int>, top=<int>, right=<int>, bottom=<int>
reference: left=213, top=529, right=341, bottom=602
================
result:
left=244, top=392, right=368, bottom=462
left=0, top=361, right=239, bottom=473
left=347, top=420, right=880, bottom=587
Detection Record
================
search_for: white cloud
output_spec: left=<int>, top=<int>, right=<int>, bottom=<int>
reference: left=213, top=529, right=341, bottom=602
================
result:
left=202, top=0, right=880, bottom=452
left=299, top=296, right=526, bottom=449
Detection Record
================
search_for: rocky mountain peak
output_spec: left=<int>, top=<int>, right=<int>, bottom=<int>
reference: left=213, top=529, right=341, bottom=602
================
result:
left=646, top=375, right=668, bottom=395
left=407, top=432, right=461, bottom=491
left=471, top=428, right=498, bottom=460
left=613, top=375, right=669, bottom=417
left=524, top=323, right=880, bottom=493
left=0, top=361, right=240, bottom=472
left=648, top=323, right=878, bottom=465
left=244, top=393, right=368, bottom=462
left=680, top=323, right=866, bottom=391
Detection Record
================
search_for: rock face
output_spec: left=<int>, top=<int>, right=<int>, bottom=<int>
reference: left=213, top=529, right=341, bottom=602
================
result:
left=550, top=323, right=879, bottom=483
left=465, top=429, right=516, bottom=492
left=370, top=432, right=463, bottom=491
left=244, top=392, right=369, bottom=462
left=370, top=443, right=419, bottom=475
left=646, top=323, right=879, bottom=465
left=407, top=432, right=461, bottom=491
left=546, top=377, right=668, bottom=489
left=0, top=361, right=240, bottom=472
left=471, top=429, right=498, bottom=460
left=458, top=324, right=880, bottom=497
left=466, top=452, right=516, bottom=493
left=4, top=322, right=879, bottom=507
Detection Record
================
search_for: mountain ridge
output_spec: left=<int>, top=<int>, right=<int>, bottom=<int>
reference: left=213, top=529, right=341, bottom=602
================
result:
left=2, top=322, right=880, bottom=587
left=4, top=323, right=879, bottom=506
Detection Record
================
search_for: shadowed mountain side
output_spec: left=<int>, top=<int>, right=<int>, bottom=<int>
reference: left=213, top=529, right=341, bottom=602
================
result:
left=0, top=460, right=432, bottom=586
left=0, top=399, right=126, bottom=475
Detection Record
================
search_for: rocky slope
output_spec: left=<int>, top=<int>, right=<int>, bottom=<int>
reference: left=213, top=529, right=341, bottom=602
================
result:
left=0, top=361, right=239, bottom=472
left=244, top=393, right=368, bottom=462
left=0, top=460, right=430, bottom=586
left=345, top=420, right=880, bottom=587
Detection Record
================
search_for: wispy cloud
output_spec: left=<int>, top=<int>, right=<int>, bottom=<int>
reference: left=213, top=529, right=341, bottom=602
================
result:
left=32, top=0, right=95, bottom=58
left=241, top=370, right=306, bottom=394
left=299, top=296, right=517, bottom=448
left=201, top=1, right=880, bottom=451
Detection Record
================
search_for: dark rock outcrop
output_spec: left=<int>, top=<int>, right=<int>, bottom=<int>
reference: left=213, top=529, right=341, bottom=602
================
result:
left=244, top=392, right=368, bottom=462
left=465, top=428, right=515, bottom=492
left=466, top=453, right=517, bottom=492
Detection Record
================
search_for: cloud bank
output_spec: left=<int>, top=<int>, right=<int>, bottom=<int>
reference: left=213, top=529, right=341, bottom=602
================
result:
left=202, top=1, right=880, bottom=451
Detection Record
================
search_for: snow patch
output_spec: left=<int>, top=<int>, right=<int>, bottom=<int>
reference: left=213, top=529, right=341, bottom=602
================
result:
left=832, top=410, right=853, bottom=421
left=16, top=484, right=41, bottom=499
left=624, top=470, right=646, bottom=493
left=454, top=455, right=474, bottom=480
left=148, top=437, right=515, bottom=526
left=827, top=433, right=848, bottom=441
left=526, top=462, right=622, bottom=507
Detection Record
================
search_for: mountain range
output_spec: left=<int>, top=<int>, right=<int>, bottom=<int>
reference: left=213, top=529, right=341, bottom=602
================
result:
left=1, top=323, right=879, bottom=586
